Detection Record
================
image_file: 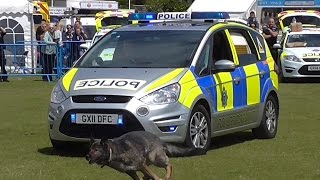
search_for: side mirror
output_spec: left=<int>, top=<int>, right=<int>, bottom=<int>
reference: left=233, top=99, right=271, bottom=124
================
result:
left=80, top=43, right=89, bottom=50
left=214, top=60, right=236, bottom=72
left=273, top=44, right=281, bottom=49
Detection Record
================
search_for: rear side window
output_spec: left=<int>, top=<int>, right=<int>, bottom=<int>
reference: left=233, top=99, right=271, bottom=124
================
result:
left=229, top=29, right=259, bottom=66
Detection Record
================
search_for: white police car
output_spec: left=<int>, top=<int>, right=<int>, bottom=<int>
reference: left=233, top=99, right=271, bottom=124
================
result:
left=80, top=28, right=113, bottom=50
left=274, top=28, right=320, bottom=81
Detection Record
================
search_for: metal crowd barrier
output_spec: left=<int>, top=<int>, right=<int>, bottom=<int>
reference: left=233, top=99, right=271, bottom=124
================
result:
left=0, top=41, right=85, bottom=82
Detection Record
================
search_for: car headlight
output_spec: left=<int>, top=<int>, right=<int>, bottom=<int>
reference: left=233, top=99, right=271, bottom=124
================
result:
left=50, top=84, right=67, bottom=104
left=140, top=83, right=180, bottom=105
left=283, top=55, right=301, bottom=62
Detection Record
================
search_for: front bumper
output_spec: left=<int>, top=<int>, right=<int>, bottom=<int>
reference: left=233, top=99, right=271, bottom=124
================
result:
left=48, top=95, right=190, bottom=143
left=281, top=59, right=320, bottom=78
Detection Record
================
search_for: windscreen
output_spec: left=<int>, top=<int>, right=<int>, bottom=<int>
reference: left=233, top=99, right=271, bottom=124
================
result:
left=101, top=17, right=129, bottom=26
left=286, top=34, right=320, bottom=47
left=282, top=15, right=320, bottom=27
left=77, top=30, right=205, bottom=68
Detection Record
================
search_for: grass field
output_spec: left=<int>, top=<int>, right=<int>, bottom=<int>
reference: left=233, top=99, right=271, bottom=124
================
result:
left=0, top=78, right=320, bottom=180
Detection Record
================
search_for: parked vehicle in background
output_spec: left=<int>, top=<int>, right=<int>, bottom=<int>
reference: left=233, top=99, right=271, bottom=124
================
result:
left=274, top=27, right=320, bottom=82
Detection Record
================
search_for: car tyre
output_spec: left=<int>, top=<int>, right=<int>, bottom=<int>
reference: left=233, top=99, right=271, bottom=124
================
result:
left=185, top=105, right=211, bottom=151
left=252, top=95, right=279, bottom=139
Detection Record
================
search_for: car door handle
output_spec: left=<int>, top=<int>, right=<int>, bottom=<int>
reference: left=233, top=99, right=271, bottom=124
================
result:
left=233, top=77, right=241, bottom=85
left=259, top=71, right=266, bottom=78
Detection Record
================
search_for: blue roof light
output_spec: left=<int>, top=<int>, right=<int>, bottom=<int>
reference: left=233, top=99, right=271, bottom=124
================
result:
left=128, top=13, right=157, bottom=21
left=191, top=12, right=230, bottom=20
left=128, top=12, right=230, bottom=23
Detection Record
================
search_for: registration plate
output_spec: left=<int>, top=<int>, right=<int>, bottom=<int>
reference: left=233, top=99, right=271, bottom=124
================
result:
left=308, top=66, right=320, bottom=71
left=71, top=113, right=120, bottom=124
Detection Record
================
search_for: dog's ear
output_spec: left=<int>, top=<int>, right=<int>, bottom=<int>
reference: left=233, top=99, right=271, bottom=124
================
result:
left=90, top=135, right=95, bottom=146
left=100, top=138, right=113, bottom=147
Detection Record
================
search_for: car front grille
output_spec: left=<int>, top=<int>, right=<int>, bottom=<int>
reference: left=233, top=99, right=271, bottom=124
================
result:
left=303, top=58, right=320, bottom=62
left=72, top=95, right=133, bottom=103
left=59, top=109, right=144, bottom=139
left=298, top=65, right=320, bottom=75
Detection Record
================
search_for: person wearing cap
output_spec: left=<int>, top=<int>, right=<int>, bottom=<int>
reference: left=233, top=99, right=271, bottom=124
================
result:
left=247, top=11, right=259, bottom=30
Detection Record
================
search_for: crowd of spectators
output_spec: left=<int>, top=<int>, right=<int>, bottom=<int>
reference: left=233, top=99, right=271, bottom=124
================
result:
left=35, top=18, right=88, bottom=81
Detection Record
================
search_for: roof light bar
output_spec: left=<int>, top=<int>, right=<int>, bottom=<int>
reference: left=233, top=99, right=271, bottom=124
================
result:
left=128, top=13, right=157, bottom=21
left=128, top=11, right=230, bottom=22
left=191, top=12, right=230, bottom=20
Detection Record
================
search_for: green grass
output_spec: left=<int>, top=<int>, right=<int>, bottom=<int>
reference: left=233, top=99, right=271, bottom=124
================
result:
left=0, top=78, right=320, bottom=180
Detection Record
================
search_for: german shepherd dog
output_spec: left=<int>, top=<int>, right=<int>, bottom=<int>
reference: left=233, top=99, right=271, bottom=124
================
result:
left=86, top=131, right=206, bottom=180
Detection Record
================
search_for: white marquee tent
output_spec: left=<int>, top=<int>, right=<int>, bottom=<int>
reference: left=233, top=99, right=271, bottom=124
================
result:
left=0, top=0, right=35, bottom=72
left=187, top=0, right=257, bottom=19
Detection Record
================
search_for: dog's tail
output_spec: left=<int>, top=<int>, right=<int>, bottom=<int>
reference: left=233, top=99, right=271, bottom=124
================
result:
left=163, top=143, right=207, bottom=157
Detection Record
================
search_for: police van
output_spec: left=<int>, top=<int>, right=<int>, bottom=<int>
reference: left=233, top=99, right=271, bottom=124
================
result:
left=273, top=27, right=320, bottom=81
left=48, top=11, right=280, bottom=151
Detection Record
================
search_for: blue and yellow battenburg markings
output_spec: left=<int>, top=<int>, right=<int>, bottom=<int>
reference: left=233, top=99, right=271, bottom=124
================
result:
left=178, top=54, right=277, bottom=113
left=243, top=64, right=260, bottom=106
left=178, top=69, right=203, bottom=109
left=256, top=61, right=272, bottom=102
left=231, top=68, right=247, bottom=109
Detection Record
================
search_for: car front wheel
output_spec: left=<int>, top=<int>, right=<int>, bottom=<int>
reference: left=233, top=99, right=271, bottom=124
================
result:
left=252, top=95, right=279, bottom=139
left=185, top=105, right=211, bottom=151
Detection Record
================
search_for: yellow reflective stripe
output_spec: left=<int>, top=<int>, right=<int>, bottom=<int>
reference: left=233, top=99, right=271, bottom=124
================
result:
left=280, top=51, right=288, bottom=60
left=213, top=72, right=234, bottom=111
left=178, top=70, right=202, bottom=108
left=248, top=32, right=261, bottom=60
left=225, top=29, right=239, bottom=65
left=270, top=71, right=279, bottom=90
left=62, top=68, right=78, bottom=91
left=243, top=64, right=260, bottom=105
left=266, top=58, right=279, bottom=90
left=131, top=20, right=139, bottom=24
left=96, top=19, right=102, bottom=31
left=264, top=39, right=273, bottom=59
left=209, top=23, right=226, bottom=32
left=279, top=21, right=284, bottom=31
left=145, top=68, right=184, bottom=93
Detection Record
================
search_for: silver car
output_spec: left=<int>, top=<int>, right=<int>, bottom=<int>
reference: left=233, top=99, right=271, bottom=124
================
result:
left=48, top=20, right=279, bottom=151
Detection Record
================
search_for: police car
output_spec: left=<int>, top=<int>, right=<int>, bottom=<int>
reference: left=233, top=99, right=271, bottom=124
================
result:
left=80, top=28, right=113, bottom=50
left=48, top=12, right=279, bottom=151
left=274, top=27, right=320, bottom=81
left=278, top=10, right=320, bottom=32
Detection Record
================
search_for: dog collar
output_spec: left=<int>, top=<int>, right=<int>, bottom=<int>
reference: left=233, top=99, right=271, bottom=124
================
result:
left=108, top=147, right=112, bottom=162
